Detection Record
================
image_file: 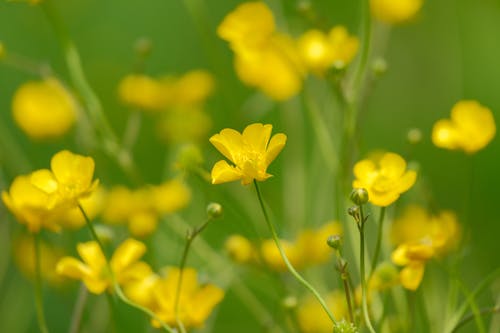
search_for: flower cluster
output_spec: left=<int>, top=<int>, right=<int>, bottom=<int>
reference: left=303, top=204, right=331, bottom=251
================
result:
left=218, top=2, right=359, bottom=100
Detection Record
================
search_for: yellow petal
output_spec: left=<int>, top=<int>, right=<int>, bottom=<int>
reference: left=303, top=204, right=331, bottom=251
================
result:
left=51, top=150, right=95, bottom=188
left=30, top=169, right=59, bottom=194
left=432, top=119, right=459, bottom=150
left=353, top=160, right=376, bottom=183
left=400, top=262, right=425, bottom=291
left=242, top=123, right=272, bottom=153
left=379, top=153, right=406, bottom=179
left=188, top=284, right=225, bottom=326
left=111, top=238, right=146, bottom=273
left=209, top=128, right=242, bottom=163
left=396, top=170, right=417, bottom=193
left=211, top=160, right=242, bottom=184
left=56, top=257, right=92, bottom=279
left=82, top=277, right=109, bottom=294
left=265, top=133, right=287, bottom=165
left=391, top=244, right=410, bottom=266
left=77, top=241, right=106, bottom=272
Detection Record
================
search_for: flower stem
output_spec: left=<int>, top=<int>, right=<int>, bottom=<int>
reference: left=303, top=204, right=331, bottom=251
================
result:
left=69, top=283, right=88, bottom=333
left=370, top=206, right=386, bottom=274
left=77, top=204, right=175, bottom=333
left=253, top=181, right=337, bottom=325
left=359, top=205, right=376, bottom=333
left=33, top=233, right=49, bottom=333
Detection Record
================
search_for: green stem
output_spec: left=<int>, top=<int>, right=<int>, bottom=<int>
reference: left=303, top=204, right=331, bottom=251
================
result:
left=68, top=283, right=88, bottom=333
left=77, top=204, right=175, bottom=333
left=457, top=280, right=486, bottom=333
left=338, top=259, right=355, bottom=324
left=350, top=0, right=372, bottom=99
left=370, top=206, right=386, bottom=274
left=253, top=181, right=337, bottom=325
left=451, top=306, right=500, bottom=333
left=359, top=205, right=376, bottom=333
left=33, top=233, right=49, bottom=333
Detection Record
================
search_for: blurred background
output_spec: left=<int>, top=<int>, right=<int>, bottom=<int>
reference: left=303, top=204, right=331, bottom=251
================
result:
left=0, top=0, right=499, bottom=332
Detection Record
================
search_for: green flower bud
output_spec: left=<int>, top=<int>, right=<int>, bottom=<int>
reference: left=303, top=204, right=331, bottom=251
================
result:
left=350, top=188, right=369, bottom=205
left=282, top=295, right=297, bottom=309
left=206, top=202, right=223, bottom=219
left=347, top=205, right=360, bottom=222
left=407, top=128, right=422, bottom=145
left=333, top=319, right=359, bottom=333
left=326, top=235, right=342, bottom=250
left=372, top=57, right=388, bottom=77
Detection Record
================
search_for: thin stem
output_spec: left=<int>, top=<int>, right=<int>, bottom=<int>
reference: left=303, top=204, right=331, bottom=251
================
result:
left=68, top=283, right=88, bottom=333
left=253, top=181, right=337, bottom=325
left=33, top=233, right=49, bottom=333
left=451, top=306, right=500, bottom=333
left=338, top=259, right=354, bottom=324
left=359, top=205, right=376, bottom=333
left=77, top=204, right=175, bottom=333
left=350, top=0, right=372, bottom=99
left=370, top=206, right=386, bottom=274
left=0, top=52, right=52, bottom=77
left=174, top=217, right=212, bottom=333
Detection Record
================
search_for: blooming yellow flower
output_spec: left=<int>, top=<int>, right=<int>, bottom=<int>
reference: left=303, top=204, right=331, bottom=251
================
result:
left=297, top=290, right=348, bottom=333
left=209, top=123, right=287, bottom=185
left=168, top=70, right=215, bottom=107
left=12, top=78, right=77, bottom=140
left=370, top=0, right=423, bottom=25
left=57, top=185, right=106, bottom=230
left=391, top=240, right=434, bottom=290
left=297, top=26, right=359, bottom=73
left=152, top=267, right=224, bottom=329
left=123, top=272, right=160, bottom=309
left=224, top=234, right=256, bottom=264
left=296, top=221, right=343, bottom=265
left=432, top=100, right=496, bottom=154
left=352, top=152, right=417, bottom=207
left=56, top=238, right=151, bottom=294
left=118, top=74, right=170, bottom=111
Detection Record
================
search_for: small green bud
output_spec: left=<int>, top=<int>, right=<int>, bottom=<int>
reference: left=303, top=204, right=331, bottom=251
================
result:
left=134, top=37, right=153, bottom=57
left=206, top=202, right=223, bottom=219
left=407, top=128, right=422, bottom=145
left=94, top=224, right=115, bottom=244
left=372, top=57, right=388, bottom=76
left=350, top=188, right=369, bottom=206
left=347, top=205, right=360, bottom=222
left=282, top=295, right=297, bottom=309
left=326, top=235, right=342, bottom=250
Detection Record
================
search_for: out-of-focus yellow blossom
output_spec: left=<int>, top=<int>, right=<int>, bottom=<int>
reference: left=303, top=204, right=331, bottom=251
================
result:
left=296, top=221, right=342, bottom=264
left=13, top=236, right=65, bottom=285
left=369, top=261, right=400, bottom=291
left=167, top=70, right=215, bottom=107
left=353, top=152, right=417, bottom=207
left=391, top=240, right=434, bottom=290
left=224, top=234, right=255, bottom=264
left=57, top=186, right=106, bottom=230
left=118, top=74, right=169, bottom=111
left=157, top=107, right=212, bottom=144
left=124, top=273, right=160, bottom=309
left=152, top=267, right=224, bottom=329
left=2, top=173, right=61, bottom=232
left=128, top=211, right=158, bottom=239
left=370, top=0, right=423, bottom=25
left=261, top=239, right=302, bottom=271
left=432, top=100, right=496, bottom=154
left=153, top=180, right=191, bottom=214
left=12, top=78, right=77, bottom=140
left=297, top=26, right=359, bottom=73
left=210, top=123, right=287, bottom=185
left=56, top=238, right=151, bottom=294
left=218, top=2, right=304, bottom=100
left=297, top=290, right=348, bottom=333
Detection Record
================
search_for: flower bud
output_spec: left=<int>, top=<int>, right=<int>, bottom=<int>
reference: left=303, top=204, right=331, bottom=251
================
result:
left=94, top=224, right=115, bottom=244
left=282, top=295, right=298, bottom=309
left=350, top=188, right=369, bottom=205
left=206, top=202, right=223, bottom=219
left=373, top=57, right=388, bottom=76
left=407, top=128, right=422, bottom=145
left=326, top=234, right=342, bottom=250
left=347, top=205, right=360, bottom=221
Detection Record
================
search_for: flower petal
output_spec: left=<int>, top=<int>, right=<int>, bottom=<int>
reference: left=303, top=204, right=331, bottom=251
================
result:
left=400, top=262, right=425, bottom=291
left=56, top=257, right=92, bottom=279
left=242, top=123, right=272, bottom=152
left=211, top=160, right=242, bottom=184
left=379, top=153, right=406, bottom=179
left=51, top=150, right=95, bottom=188
left=111, top=238, right=146, bottom=273
left=77, top=241, right=106, bottom=272
left=188, top=284, right=225, bottom=326
left=396, top=170, right=417, bottom=193
left=265, top=133, right=287, bottom=165
left=209, top=128, right=242, bottom=163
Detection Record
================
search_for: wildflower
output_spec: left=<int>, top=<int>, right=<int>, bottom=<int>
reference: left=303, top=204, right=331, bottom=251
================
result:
left=2, top=173, right=61, bottom=232
left=209, top=123, right=287, bottom=185
left=124, top=272, right=160, bottom=309
left=295, top=221, right=343, bottom=264
left=118, top=74, right=169, bottom=111
left=152, top=267, right=224, bottom=329
left=157, top=107, right=212, bottom=144
left=391, top=240, right=434, bottom=290
left=56, top=238, right=151, bottom=294
left=352, top=152, right=417, bottom=207
left=57, top=186, right=106, bottom=230
left=225, top=234, right=255, bottom=264
left=368, top=261, right=400, bottom=291
left=169, top=70, right=215, bottom=107
left=432, top=100, right=496, bottom=154
left=370, top=0, right=423, bottom=25
left=218, top=2, right=304, bottom=100
left=261, top=239, right=302, bottom=271
left=297, top=26, right=359, bottom=73
left=297, top=290, right=348, bottom=333
left=12, top=78, right=77, bottom=140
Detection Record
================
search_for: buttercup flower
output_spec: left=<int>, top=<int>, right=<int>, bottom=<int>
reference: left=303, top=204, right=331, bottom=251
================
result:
left=370, top=0, right=423, bottom=25
left=391, top=240, right=434, bottom=290
left=209, top=123, right=287, bottom=185
left=57, top=185, right=106, bottom=230
left=297, top=290, right=348, bottom=333
left=152, top=267, right=224, bottom=329
left=432, top=100, right=496, bottom=154
left=352, top=152, right=417, bottom=207
left=56, top=238, right=151, bottom=294
left=118, top=74, right=169, bottom=111
left=12, top=77, right=77, bottom=140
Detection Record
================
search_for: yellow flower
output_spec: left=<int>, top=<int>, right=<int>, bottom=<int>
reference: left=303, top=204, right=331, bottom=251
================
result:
left=12, top=78, right=77, bottom=140
left=432, top=100, right=496, bottom=154
left=370, top=0, right=423, bottom=25
left=297, top=26, right=359, bottom=73
left=369, top=261, right=400, bottom=291
left=118, top=74, right=170, bottom=111
left=56, top=238, right=151, bottom=294
left=391, top=241, right=434, bottom=290
left=260, top=239, right=302, bottom=271
left=169, top=70, right=215, bottom=107
left=2, top=173, right=61, bottom=233
left=152, top=267, right=224, bottom=329
left=157, top=107, right=212, bottom=144
left=352, top=152, right=417, bottom=207
left=224, top=234, right=256, bottom=264
left=209, top=123, right=287, bottom=185
left=57, top=186, right=106, bottom=230
left=123, top=272, right=160, bottom=309
left=297, top=290, right=347, bottom=333
left=296, top=221, right=343, bottom=265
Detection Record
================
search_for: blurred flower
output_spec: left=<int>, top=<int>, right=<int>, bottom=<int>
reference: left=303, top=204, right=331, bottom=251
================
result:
left=297, top=26, right=359, bottom=73
left=12, top=78, right=77, bottom=140
left=209, top=123, right=287, bottom=185
left=218, top=2, right=304, bottom=100
left=152, top=267, right=224, bottom=329
left=261, top=239, right=302, bottom=271
left=57, top=185, right=106, bottom=230
left=352, top=152, right=417, bottom=207
left=157, top=107, right=212, bottom=144
left=56, top=238, right=151, bottom=294
left=167, top=70, right=215, bottom=107
left=13, top=235, right=65, bottom=286
left=432, top=100, right=496, bottom=154
left=391, top=240, right=433, bottom=290
left=370, top=0, right=423, bottom=25
left=369, top=261, right=400, bottom=291
left=124, top=272, right=160, bottom=309
left=296, top=290, right=348, bottom=333
left=295, top=221, right=343, bottom=264
left=224, top=234, right=255, bottom=264
left=118, top=74, right=169, bottom=112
